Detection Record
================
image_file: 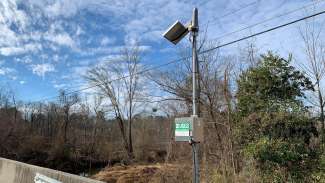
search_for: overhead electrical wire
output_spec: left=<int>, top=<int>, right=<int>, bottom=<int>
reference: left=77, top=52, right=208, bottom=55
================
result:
left=209, top=0, right=325, bottom=42
left=200, top=9, right=325, bottom=54
left=34, top=8, right=325, bottom=103
left=200, top=0, right=262, bottom=28
left=196, top=0, right=211, bottom=8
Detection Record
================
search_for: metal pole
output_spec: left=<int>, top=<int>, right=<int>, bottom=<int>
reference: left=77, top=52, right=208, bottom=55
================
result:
left=191, top=139, right=199, bottom=183
left=192, top=7, right=199, bottom=117
left=191, top=7, right=200, bottom=183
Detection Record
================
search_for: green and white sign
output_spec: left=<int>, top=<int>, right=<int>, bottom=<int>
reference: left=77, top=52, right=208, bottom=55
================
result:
left=175, top=117, right=192, bottom=142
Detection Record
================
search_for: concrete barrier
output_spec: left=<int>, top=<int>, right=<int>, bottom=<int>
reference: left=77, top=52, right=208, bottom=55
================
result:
left=0, top=158, right=104, bottom=183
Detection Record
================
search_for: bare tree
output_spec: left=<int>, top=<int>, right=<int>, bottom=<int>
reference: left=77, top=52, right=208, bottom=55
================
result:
left=151, top=42, right=228, bottom=121
left=58, top=90, right=79, bottom=143
left=0, top=87, right=18, bottom=155
left=299, top=17, right=325, bottom=129
left=85, top=45, right=144, bottom=160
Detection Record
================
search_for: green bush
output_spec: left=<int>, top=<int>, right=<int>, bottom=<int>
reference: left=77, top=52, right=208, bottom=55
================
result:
left=236, top=52, right=321, bottom=182
left=245, top=136, right=319, bottom=182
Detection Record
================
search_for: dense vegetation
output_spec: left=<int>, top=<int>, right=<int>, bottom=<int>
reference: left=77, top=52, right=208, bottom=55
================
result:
left=236, top=53, right=322, bottom=182
left=0, top=90, right=171, bottom=174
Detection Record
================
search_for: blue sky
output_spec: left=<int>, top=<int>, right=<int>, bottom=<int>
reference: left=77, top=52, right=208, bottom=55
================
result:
left=0, top=0, right=325, bottom=102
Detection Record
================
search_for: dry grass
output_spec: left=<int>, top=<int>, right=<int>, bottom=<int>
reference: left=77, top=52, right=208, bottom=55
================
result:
left=92, top=163, right=191, bottom=183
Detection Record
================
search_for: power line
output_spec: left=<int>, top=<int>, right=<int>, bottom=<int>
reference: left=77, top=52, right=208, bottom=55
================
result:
left=38, top=57, right=191, bottom=102
left=201, top=0, right=262, bottom=28
left=210, top=0, right=325, bottom=41
left=196, top=0, right=211, bottom=8
left=201, top=9, right=325, bottom=54
left=35, top=9, right=325, bottom=103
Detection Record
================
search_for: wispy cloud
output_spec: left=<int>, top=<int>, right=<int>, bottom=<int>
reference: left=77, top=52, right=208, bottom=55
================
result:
left=44, top=32, right=76, bottom=49
left=31, top=63, right=55, bottom=77
left=53, top=83, right=66, bottom=89
left=0, top=67, right=15, bottom=75
left=0, top=0, right=79, bottom=58
left=0, top=43, right=42, bottom=56
left=101, top=36, right=115, bottom=46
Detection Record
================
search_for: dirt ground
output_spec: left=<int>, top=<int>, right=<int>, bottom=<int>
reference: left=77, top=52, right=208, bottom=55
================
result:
left=92, top=163, right=192, bottom=183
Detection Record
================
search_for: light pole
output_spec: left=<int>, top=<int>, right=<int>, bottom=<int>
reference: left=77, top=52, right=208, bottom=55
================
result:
left=163, top=7, right=200, bottom=183
left=191, top=8, right=199, bottom=118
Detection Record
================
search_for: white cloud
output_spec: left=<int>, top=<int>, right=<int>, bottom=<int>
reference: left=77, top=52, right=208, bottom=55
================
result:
left=81, top=45, right=151, bottom=57
left=14, top=56, right=32, bottom=64
left=0, top=47, right=25, bottom=56
left=0, top=43, right=42, bottom=56
left=0, top=0, right=30, bottom=54
left=76, top=25, right=84, bottom=36
left=19, top=80, right=25, bottom=84
left=44, top=0, right=80, bottom=18
left=0, top=5, right=31, bottom=58
left=53, top=83, right=65, bottom=88
left=22, top=0, right=198, bottom=44
left=101, top=37, right=115, bottom=46
left=0, top=0, right=80, bottom=58
left=31, top=63, right=55, bottom=77
left=0, top=0, right=28, bottom=29
left=0, top=67, right=15, bottom=75
left=0, top=25, right=19, bottom=47
left=44, top=32, right=76, bottom=48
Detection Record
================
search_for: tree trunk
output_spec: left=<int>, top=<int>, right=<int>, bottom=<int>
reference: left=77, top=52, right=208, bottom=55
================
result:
left=224, top=68, right=236, bottom=175
left=128, top=118, right=133, bottom=158
left=317, top=81, right=325, bottom=129
left=63, top=110, right=69, bottom=143
left=117, top=116, right=132, bottom=159
left=128, top=96, right=134, bottom=159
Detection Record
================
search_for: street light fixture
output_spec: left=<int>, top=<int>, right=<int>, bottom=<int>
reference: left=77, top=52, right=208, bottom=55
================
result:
left=163, top=21, right=189, bottom=45
left=163, top=8, right=199, bottom=117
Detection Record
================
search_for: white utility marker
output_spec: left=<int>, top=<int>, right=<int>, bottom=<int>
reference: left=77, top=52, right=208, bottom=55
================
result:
left=34, top=173, right=62, bottom=183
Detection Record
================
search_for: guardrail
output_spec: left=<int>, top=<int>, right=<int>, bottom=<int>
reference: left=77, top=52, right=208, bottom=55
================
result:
left=0, top=158, right=104, bottom=183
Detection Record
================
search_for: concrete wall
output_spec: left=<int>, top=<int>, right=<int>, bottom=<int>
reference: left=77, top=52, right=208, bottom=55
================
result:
left=0, top=158, right=104, bottom=183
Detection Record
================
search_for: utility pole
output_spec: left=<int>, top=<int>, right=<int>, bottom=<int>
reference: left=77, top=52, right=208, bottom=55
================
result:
left=189, top=8, right=200, bottom=183
left=162, top=7, right=202, bottom=183
left=191, top=8, right=199, bottom=117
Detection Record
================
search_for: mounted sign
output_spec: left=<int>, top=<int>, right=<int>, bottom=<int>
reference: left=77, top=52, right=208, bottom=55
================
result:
left=34, top=173, right=62, bottom=183
left=175, top=117, right=192, bottom=142
left=174, top=116, right=203, bottom=142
